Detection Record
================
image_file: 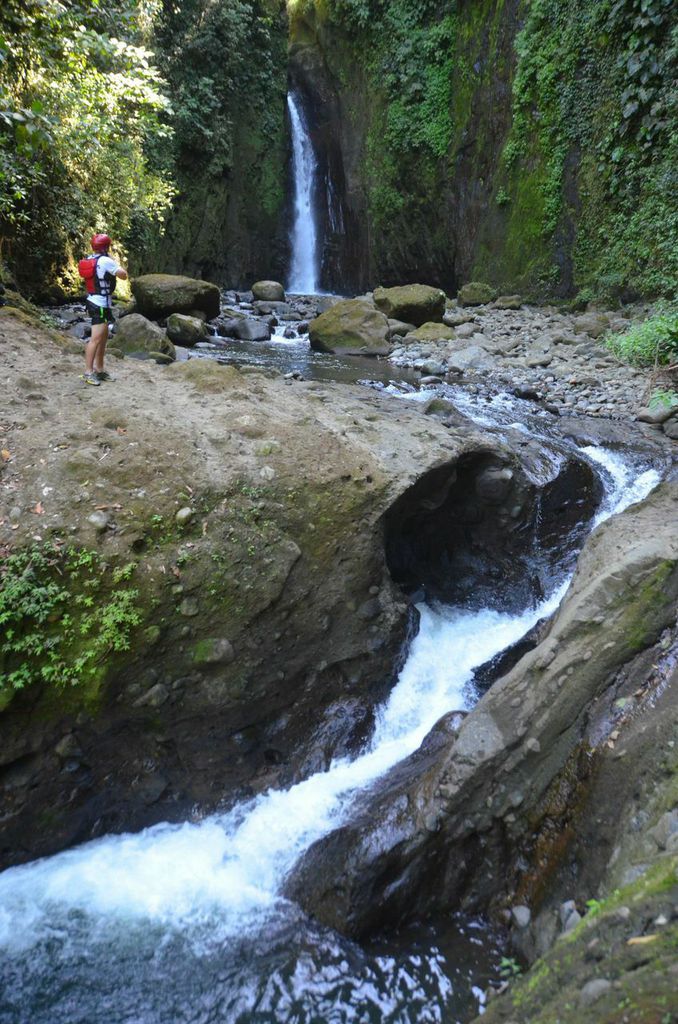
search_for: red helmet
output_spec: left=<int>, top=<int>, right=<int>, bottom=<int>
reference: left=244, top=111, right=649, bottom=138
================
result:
left=91, top=233, right=112, bottom=252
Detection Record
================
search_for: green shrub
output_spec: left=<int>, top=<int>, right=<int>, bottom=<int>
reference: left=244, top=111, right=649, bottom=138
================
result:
left=0, top=544, right=143, bottom=700
left=606, top=309, right=678, bottom=366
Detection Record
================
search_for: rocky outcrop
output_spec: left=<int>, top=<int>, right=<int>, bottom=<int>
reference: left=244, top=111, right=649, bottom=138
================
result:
left=373, top=285, right=446, bottom=326
left=1, top=307, right=617, bottom=868
left=308, top=297, right=391, bottom=355
left=287, top=482, right=678, bottom=937
left=132, top=274, right=221, bottom=320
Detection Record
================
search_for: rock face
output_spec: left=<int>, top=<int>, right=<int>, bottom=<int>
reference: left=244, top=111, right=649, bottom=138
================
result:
left=287, top=482, right=678, bottom=938
left=114, top=313, right=176, bottom=359
left=166, top=313, right=208, bottom=347
left=308, top=297, right=391, bottom=355
left=373, top=285, right=446, bottom=326
left=132, top=274, right=221, bottom=320
left=252, top=280, right=286, bottom=302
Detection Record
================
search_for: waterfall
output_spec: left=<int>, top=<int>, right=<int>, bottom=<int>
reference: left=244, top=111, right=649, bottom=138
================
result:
left=287, top=91, right=319, bottom=294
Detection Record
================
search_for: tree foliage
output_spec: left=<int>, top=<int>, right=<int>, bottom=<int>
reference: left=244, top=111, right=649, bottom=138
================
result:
left=0, top=0, right=172, bottom=295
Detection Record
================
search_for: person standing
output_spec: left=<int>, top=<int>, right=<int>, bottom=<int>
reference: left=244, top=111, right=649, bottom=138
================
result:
left=81, top=233, right=128, bottom=386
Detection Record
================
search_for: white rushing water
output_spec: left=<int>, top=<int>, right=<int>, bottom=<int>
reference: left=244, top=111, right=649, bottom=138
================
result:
left=0, top=444, right=662, bottom=1024
left=0, top=451, right=660, bottom=960
left=287, top=92, right=319, bottom=294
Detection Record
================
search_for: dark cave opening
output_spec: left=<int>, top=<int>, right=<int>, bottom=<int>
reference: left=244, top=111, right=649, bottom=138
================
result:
left=383, top=450, right=603, bottom=613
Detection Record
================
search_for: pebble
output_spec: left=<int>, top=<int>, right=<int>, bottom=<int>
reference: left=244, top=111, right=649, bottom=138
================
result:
left=579, top=978, right=612, bottom=1006
left=511, top=904, right=531, bottom=928
left=175, top=507, right=193, bottom=526
left=87, top=510, right=110, bottom=533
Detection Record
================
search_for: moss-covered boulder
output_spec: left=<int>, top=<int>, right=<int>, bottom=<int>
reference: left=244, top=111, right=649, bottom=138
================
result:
left=252, top=280, right=285, bottom=302
left=406, top=322, right=456, bottom=343
left=309, top=298, right=391, bottom=355
left=494, top=294, right=523, bottom=310
left=132, top=274, right=221, bottom=320
left=166, top=313, right=209, bottom=347
left=458, top=281, right=497, bottom=306
left=373, top=284, right=446, bottom=326
left=115, top=313, right=176, bottom=359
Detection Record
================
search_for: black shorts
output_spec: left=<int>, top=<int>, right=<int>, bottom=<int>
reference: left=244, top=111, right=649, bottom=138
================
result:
left=86, top=300, right=114, bottom=325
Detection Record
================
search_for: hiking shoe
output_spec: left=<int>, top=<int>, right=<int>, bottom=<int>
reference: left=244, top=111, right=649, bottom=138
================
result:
left=95, top=370, right=115, bottom=381
left=81, top=372, right=101, bottom=387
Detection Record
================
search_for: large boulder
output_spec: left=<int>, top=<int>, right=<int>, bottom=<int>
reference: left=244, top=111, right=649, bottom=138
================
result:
left=132, top=274, right=221, bottom=320
left=166, top=313, right=208, bottom=347
left=373, top=284, right=446, bottom=327
left=309, top=298, right=391, bottom=355
left=457, top=281, right=497, bottom=306
left=252, top=280, right=285, bottom=302
left=114, top=313, right=176, bottom=359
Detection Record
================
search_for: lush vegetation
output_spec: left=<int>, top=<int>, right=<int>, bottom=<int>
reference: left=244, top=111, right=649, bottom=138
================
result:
left=0, top=0, right=287, bottom=296
left=0, top=543, right=143, bottom=702
left=606, top=307, right=678, bottom=366
left=291, top=0, right=677, bottom=300
left=0, top=0, right=173, bottom=296
left=496, top=0, right=678, bottom=299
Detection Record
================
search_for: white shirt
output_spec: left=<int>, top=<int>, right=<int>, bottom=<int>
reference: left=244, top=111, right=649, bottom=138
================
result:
left=88, top=255, right=121, bottom=307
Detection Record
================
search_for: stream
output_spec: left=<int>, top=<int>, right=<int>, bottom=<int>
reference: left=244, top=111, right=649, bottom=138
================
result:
left=0, top=376, right=661, bottom=1022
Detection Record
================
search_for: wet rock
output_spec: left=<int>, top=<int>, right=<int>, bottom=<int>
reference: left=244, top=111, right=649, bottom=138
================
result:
left=252, top=280, right=285, bottom=302
left=664, top=419, right=678, bottom=440
left=234, top=319, right=271, bottom=342
left=287, top=485, right=678, bottom=938
left=373, top=284, right=446, bottom=326
left=253, top=300, right=291, bottom=315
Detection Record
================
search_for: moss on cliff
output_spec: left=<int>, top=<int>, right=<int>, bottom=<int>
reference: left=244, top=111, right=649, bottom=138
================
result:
left=289, top=0, right=677, bottom=300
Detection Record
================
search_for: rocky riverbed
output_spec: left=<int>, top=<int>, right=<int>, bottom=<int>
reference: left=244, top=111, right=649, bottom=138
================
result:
left=43, top=279, right=678, bottom=441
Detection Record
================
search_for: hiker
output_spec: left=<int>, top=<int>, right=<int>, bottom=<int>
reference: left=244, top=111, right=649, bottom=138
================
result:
left=79, top=233, right=128, bottom=386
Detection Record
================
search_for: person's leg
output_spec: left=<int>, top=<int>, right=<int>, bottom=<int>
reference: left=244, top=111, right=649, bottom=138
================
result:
left=85, top=322, right=108, bottom=373
left=92, top=324, right=109, bottom=373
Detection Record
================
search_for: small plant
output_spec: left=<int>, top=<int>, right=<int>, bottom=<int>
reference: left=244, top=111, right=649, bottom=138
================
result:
left=0, top=544, right=144, bottom=699
left=498, top=956, right=522, bottom=979
left=606, top=308, right=678, bottom=367
left=585, top=897, right=603, bottom=917
left=496, top=187, right=511, bottom=207
left=649, top=388, right=678, bottom=410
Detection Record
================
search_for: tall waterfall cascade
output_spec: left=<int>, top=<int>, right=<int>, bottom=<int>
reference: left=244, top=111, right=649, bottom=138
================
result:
left=287, top=91, right=319, bottom=294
